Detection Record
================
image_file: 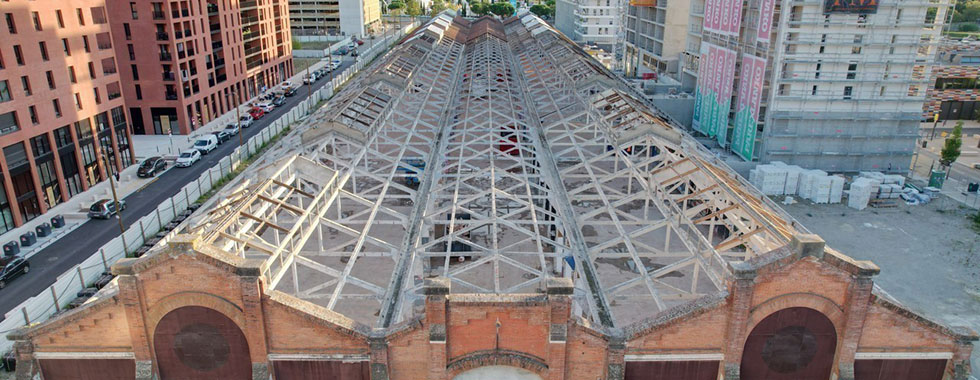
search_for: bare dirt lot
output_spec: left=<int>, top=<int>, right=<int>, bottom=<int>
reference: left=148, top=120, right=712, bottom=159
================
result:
left=781, top=197, right=980, bottom=370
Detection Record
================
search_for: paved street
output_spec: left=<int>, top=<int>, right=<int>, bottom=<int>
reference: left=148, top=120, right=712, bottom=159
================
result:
left=0, top=58, right=355, bottom=318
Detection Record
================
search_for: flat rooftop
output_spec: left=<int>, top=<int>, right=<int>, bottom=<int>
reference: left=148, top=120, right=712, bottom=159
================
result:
left=188, top=12, right=805, bottom=329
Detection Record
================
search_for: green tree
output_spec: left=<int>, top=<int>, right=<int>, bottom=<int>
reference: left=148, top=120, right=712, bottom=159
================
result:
left=291, top=38, right=302, bottom=50
left=960, top=22, right=980, bottom=32
left=489, top=1, right=515, bottom=16
left=387, top=0, right=405, bottom=14
left=470, top=1, right=490, bottom=15
left=941, top=121, right=964, bottom=166
left=529, top=3, right=551, bottom=17
left=953, top=0, right=980, bottom=22
left=430, top=0, right=448, bottom=15
left=406, top=0, right=423, bottom=16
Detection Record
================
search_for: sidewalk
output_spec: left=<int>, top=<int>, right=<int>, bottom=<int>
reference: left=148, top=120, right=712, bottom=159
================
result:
left=132, top=32, right=391, bottom=160
left=0, top=163, right=165, bottom=260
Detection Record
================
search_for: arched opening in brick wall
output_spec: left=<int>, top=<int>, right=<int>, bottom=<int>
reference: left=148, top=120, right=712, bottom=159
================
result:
left=452, top=365, right=544, bottom=380
left=740, top=307, right=837, bottom=380
left=153, top=306, right=252, bottom=380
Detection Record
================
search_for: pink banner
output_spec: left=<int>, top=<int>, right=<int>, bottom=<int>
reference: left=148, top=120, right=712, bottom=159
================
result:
left=720, top=47, right=737, bottom=103
left=748, top=55, right=765, bottom=113
left=757, top=0, right=776, bottom=42
left=705, top=0, right=743, bottom=36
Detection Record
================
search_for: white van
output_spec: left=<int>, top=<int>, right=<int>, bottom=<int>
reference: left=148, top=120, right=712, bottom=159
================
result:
left=193, top=135, right=218, bottom=155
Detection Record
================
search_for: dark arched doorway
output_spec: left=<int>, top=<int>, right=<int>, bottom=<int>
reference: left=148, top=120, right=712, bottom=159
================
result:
left=741, top=307, right=837, bottom=380
left=153, top=306, right=252, bottom=380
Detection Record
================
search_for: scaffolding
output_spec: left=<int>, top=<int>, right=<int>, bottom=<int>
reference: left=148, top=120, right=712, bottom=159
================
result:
left=188, top=13, right=804, bottom=330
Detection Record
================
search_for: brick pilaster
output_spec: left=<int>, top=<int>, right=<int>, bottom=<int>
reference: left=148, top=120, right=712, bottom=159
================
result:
left=952, top=327, right=978, bottom=380
left=836, top=273, right=876, bottom=380
left=370, top=330, right=391, bottom=380
left=425, top=277, right=450, bottom=380
left=116, top=273, right=155, bottom=380
left=546, top=278, right=573, bottom=380
left=12, top=340, right=35, bottom=380
left=237, top=259, right=269, bottom=380
left=722, top=262, right=757, bottom=380
left=606, top=332, right=625, bottom=380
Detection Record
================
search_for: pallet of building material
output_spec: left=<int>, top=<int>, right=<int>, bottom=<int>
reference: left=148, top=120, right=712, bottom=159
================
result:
left=811, top=176, right=833, bottom=204
left=798, top=170, right=827, bottom=199
left=756, top=164, right=788, bottom=196
left=829, top=176, right=845, bottom=204
left=783, top=165, right=804, bottom=196
left=882, top=174, right=905, bottom=187
left=869, top=198, right=897, bottom=208
left=848, top=179, right=874, bottom=210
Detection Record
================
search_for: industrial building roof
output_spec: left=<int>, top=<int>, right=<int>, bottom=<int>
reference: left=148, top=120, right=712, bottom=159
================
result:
left=188, top=12, right=808, bottom=329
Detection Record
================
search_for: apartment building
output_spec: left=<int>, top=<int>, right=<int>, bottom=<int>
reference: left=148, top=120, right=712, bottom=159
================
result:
left=622, top=0, right=693, bottom=85
left=631, top=0, right=946, bottom=171
left=923, top=38, right=980, bottom=121
left=289, top=0, right=382, bottom=38
left=107, top=0, right=293, bottom=135
left=554, top=0, right=624, bottom=50
left=0, top=1, right=134, bottom=232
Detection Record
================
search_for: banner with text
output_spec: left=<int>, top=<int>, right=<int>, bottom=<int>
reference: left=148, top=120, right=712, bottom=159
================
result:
left=731, top=54, right=767, bottom=161
left=704, top=0, right=743, bottom=36
left=757, top=0, right=776, bottom=43
left=692, top=43, right=737, bottom=146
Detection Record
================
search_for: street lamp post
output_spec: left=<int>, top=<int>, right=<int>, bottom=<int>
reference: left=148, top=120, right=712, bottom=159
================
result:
left=99, top=131, right=128, bottom=253
left=227, top=90, right=243, bottom=149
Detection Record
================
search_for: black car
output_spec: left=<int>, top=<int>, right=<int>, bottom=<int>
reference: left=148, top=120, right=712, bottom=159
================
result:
left=284, top=87, right=297, bottom=97
left=211, top=130, right=231, bottom=144
left=0, top=257, right=30, bottom=289
left=137, top=156, right=167, bottom=178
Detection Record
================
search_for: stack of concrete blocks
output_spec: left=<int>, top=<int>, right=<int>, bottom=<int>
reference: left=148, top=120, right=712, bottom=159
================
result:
left=829, top=176, right=845, bottom=204
left=798, top=170, right=828, bottom=200
left=878, top=184, right=903, bottom=199
left=848, top=178, right=875, bottom=210
left=770, top=161, right=803, bottom=195
left=811, top=176, right=833, bottom=204
left=750, top=164, right=790, bottom=196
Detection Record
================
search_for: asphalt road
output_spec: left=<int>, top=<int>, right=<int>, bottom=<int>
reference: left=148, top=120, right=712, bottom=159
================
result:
left=0, top=57, right=355, bottom=318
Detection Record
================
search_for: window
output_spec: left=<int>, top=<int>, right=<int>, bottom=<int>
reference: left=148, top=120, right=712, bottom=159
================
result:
left=0, top=111, right=19, bottom=136
left=123, top=23, right=131, bottom=39
left=13, top=45, right=23, bottom=65
left=815, top=62, right=821, bottom=79
left=28, top=106, right=38, bottom=124
left=843, top=86, right=853, bottom=99
left=819, top=46, right=825, bottom=54
left=46, top=71, right=55, bottom=89
left=20, top=76, right=30, bottom=96
left=74, top=92, right=82, bottom=109
left=52, top=99, right=61, bottom=117
left=82, top=35, right=90, bottom=52
left=31, top=11, right=41, bottom=31
left=0, top=80, right=9, bottom=102
left=93, top=88, right=101, bottom=104
left=131, top=2, right=139, bottom=19
left=131, top=64, right=139, bottom=80
left=67, top=67, right=77, bottom=83
left=56, top=10, right=64, bottom=28
left=62, top=38, right=72, bottom=56
left=76, top=8, right=85, bottom=25
left=127, top=44, right=135, bottom=60
left=135, top=84, right=142, bottom=100
left=88, top=62, right=96, bottom=78
left=4, top=13, right=15, bottom=34
left=39, top=41, right=49, bottom=61
left=811, top=85, right=817, bottom=95
left=847, top=63, right=857, bottom=79
left=90, top=7, right=107, bottom=24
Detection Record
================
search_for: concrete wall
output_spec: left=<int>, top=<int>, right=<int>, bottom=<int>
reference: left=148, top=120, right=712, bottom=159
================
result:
left=553, top=0, right=579, bottom=42
left=650, top=97, right=695, bottom=128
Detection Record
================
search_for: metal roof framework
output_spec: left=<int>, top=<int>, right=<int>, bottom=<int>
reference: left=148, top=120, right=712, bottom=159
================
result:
left=190, top=13, right=804, bottom=329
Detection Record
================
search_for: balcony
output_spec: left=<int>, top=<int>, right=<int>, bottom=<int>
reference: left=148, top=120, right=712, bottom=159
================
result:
left=153, top=10, right=166, bottom=19
left=160, top=52, right=173, bottom=61
left=207, top=3, right=219, bottom=15
left=214, top=58, right=225, bottom=68
left=216, top=74, right=226, bottom=83
left=107, top=91, right=121, bottom=100
left=157, top=32, right=169, bottom=41
left=212, top=41, right=223, bottom=50
left=163, top=72, right=176, bottom=81
left=165, top=92, right=178, bottom=100
left=240, top=0, right=257, bottom=9
left=244, top=46, right=262, bottom=56
left=98, top=42, right=112, bottom=50
left=210, top=23, right=221, bottom=33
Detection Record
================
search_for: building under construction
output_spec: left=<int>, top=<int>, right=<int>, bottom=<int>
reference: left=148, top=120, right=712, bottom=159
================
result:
left=8, top=12, right=976, bottom=380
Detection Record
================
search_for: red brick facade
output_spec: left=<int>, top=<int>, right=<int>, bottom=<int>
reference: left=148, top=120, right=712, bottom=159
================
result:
left=7, top=233, right=976, bottom=380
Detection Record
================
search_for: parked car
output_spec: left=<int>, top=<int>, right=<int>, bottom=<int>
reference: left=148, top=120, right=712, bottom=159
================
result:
left=239, top=114, right=254, bottom=127
left=336, top=47, right=348, bottom=55
left=193, top=135, right=219, bottom=154
left=137, top=156, right=167, bottom=178
left=175, top=149, right=202, bottom=167
left=348, top=43, right=356, bottom=50
left=284, top=87, right=297, bottom=97
left=330, top=59, right=342, bottom=70
left=280, top=81, right=293, bottom=89
left=355, top=39, right=365, bottom=46
left=255, top=102, right=275, bottom=113
left=224, top=123, right=240, bottom=135
left=273, top=96, right=286, bottom=107
left=248, top=107, right=265, bottom=119
left=212, top=130, right=231, bottom=144
left=0, top=257, right=30, bottom=289
left=351, top=50, right=359, bottom=57
left=87, top=199, right=127, bottom=219
left=303, top=74, right=315, bottom=85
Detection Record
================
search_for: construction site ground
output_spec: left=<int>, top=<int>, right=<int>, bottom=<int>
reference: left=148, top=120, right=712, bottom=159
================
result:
left=780, top=197, right=980, bottom=369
